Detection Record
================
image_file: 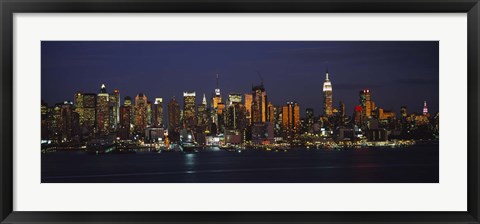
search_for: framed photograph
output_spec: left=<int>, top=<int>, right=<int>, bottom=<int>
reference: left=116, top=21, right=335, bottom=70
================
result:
left=1, top=0, right=479, bottom=223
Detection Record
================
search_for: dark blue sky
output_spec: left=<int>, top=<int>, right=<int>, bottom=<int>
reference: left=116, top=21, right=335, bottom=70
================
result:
left=41, top=41, right=439, bottom=117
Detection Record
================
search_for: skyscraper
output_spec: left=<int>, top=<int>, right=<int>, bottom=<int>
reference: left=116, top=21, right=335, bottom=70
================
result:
left=109, top=89, right=120, bottom=131
left=423, top=101, right=429, bottom=115
left=252, top=82, right=267, bottom=123
left=96, top=84, right=110, bottom=135
left=306, top=108, right=314, bottom=130
left=168, top=97, right=181, bottom=140
left=183, top=92, right=196, bottom=129
left=212, top=74, right=222, bottom=109
left=323, top=67, right=333, bottom=116
left=282, top=102, right=300, bottom=140
left=153, top=98, right=163, bottom=127
left=197, top=94, right=208, bottom=128
left=82, top=93, right=96, bottom=131
left=119, top=96, right=132, bottom=140
left=244, top=93, right=252, bottom=125
left=267, top=102, right=275, bottom=123
left=359, top=89, right=372, bottom=119
left=134, top=93, right=148, bottom=134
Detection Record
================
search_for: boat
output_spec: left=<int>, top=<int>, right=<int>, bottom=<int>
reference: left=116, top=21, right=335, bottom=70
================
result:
left=180, top=141, right=199, bottom=153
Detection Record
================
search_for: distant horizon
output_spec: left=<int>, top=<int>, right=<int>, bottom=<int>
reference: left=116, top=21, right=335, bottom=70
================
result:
left=41, top=41, right=439, bottom=118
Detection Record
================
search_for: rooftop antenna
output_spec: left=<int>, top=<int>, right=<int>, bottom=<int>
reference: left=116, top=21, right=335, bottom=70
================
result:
left=216, top=73, right=219, bottom=89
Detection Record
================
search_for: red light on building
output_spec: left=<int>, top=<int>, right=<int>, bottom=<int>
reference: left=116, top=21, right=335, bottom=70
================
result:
left=355, top=105, right=363, bottom=112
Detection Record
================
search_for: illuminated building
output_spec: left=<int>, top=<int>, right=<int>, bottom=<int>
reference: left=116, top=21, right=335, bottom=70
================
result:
left=147, top=101, right=152, bottom=126
left=267, top=102, right=275, bottom=123
left=73, top=91, right=84, bottom=127
left=423, top=101, right=429, bottom=116
left=153, top=98, right=163, bottom=127
left=252, top=82, right=267, bottom=123
left=354, top=105, right=362, bottom=125
left=96, top=84, right=110, bottom=135
left=323, top=67, right=333, bottom=116
left=197, top=94, right=208, bottom=128
left=134, top=93, right=148, bottom=134
left=224, top=95, right=247, bottom=131
left=61, top=101, right=74, bottom=141
left=244, top=93, right=252, bottom=124
left=183, top=91, right=196, bottom=129
left=216, top=102, right=226, bottom=133
left=119, top=96, right=132, bottom=140
left=167, top=97, right=181, bottom=140
left=109, top=89, right=120, bottom=131
left=359, top=89, right=372, bottom=119
left=82, top=93, right=96, bottom=131
left=282, top=102, right=300, bottom=140
left=212, top=74, right=222, bottom=109
left=227, top=93, right=242, bottom=106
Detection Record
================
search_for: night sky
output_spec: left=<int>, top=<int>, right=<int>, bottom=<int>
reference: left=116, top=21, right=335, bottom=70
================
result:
left=41, top=41, right=439, bottom=118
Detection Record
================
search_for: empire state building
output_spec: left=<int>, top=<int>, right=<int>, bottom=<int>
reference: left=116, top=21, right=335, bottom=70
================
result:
left=323, top=67, right=333, bottom=116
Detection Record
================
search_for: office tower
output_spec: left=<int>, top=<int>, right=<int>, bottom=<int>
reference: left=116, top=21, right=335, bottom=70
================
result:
left=147, top=101, right=152, bottom=126
left=61, top=101, right=74, bottom=141
left=252, top=82, right=267, bottom=123
left=359, top=89, right=372, bottom=119
left=119, top=96, right=132, bottom=140
left=73, top=91, right=85, bottom=127
left=168, top=97, right=181, bottom=141
left=224, top=95, right=247, bottom=131
left=183, top=91, right=196, bottom=129
left=354, top=105, right=363, bottom=125
left=153, top=98, right=163, bottom=127
left=423, top=101, right=429, bottom=115
left=109, top=89, right=120, bottom=131
left=338, top=101, right=346, bottom=125
left=244, top=93, right=252, bottom=125
left=212, top=74, right=222, bottom=109
left=134, top=93, right=148, bottom=134
left=267, top=102, right=275, bottom=123
left=96, top=84, right=110, bottom=135
left=197, top=94, right=208, bottom=128
left=323, top=67, right=333, bottom=116
left=282, top=102, right=300, bottom=140
left=82, top=93, right=96, bottom=130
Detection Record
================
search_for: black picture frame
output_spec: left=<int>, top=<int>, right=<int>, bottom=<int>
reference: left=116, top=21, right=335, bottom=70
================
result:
left=1, top=0, right=479, bottom=223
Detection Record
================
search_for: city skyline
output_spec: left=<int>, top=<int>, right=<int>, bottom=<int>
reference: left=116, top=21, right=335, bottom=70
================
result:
left=41, top=41, right=439, bottom=117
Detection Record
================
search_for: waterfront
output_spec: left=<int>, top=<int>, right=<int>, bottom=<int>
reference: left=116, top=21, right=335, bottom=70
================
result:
left=42, top=144, right=438, bottom=183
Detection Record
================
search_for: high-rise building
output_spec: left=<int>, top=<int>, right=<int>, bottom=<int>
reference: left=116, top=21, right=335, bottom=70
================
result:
left=225, top=94, right=247, bottom=131
left=74, top=91, right=84, bottom=127
left=147, top=101, right=152, bottom=126
left=252, top=82, right=267, bottom=123
left=282, top=102, right=300, bottom=140
left=109, top=89, right=120, bottom=131
left=168, top=97, right=181, bottom=141
left=244, top=93, right=252, bottom=125
left=197, top=94, right=208, bottom=128
left=82, top=93, right=96, bottom=130
left=267, top=102, right=275, bottom=123
left=183, top=92, right=196, bottom=129
left=360, top=89, right=372, bottom=119
left=96, top=84, right=110, bottom=135
left=323, top=67, right=333, bottom=116
left=134, top=93, right=148, bottom=134
left=212, top=74, right=222, bottom=109
left=423, top=101, right=429, bottom=115
left=153, top=98, right=163, bottom=127
left=119, top=96, right=132, bottom=140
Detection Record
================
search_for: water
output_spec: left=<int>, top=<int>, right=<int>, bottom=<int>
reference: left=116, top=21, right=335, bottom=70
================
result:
left=41, top=145, right=438, bottom=183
